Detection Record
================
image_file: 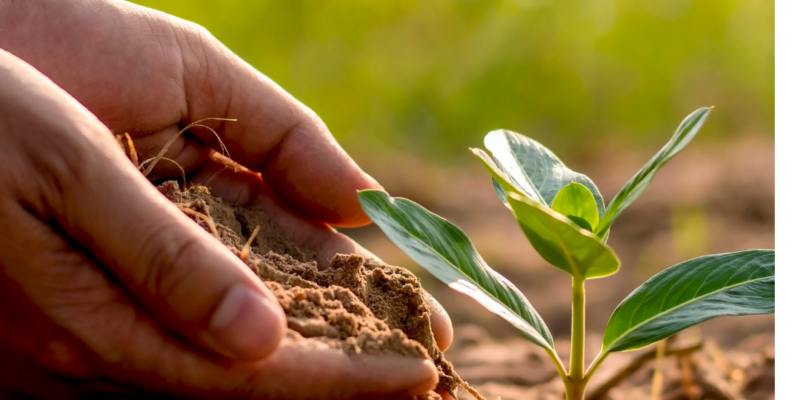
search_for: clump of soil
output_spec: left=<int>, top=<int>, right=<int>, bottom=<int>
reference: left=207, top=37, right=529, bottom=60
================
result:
left=158, top=181, right=465, bottom=399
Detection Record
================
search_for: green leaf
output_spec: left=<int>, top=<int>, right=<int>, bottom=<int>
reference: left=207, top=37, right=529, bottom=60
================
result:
left=507, top=193, right=620, bottom=279
left=482, top=130, right=605, bottom=216
left=594, top=107, right=711, bottom=238
left=567, top=215, right=593, bottom=232
left=471, top=147, right=545, bottom=206
left=358, top=190, right=556, bottom=351
left=602, top=250, right=774, bottom=353
left=551, top=182, right=600, bottom=231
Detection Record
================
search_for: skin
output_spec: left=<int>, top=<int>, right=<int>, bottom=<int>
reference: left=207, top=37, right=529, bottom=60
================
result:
left=0, top=0, right=454, bottom=398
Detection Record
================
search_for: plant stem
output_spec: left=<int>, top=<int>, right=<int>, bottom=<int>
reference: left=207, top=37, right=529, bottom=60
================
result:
left=546, top=348, right=569, bottom=385
left=569, top=276, right=586, bottom=379
left=567, top=275, right=587, bottom=400
left=585, top=352, right=609, bottom=383
left=565, top=379, right=587, bottom=400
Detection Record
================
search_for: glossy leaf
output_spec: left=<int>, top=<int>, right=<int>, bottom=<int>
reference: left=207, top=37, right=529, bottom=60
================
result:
left=491, top=178, right=509, bottom=207
left=594, top=108, right=711, bottom=238
left=551, top=182, right=599, bottom=231
left=602, top=250, right=774, bottom=353
left=507, top=193, right=620, bottom=279
left=483, top=130, right=604, bottom=216
left=358, top=190, right=556, bottom=351
left=472, top=147, right=545, bottom=206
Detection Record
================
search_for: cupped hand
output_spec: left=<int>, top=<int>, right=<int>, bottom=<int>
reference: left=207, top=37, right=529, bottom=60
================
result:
left=0, top=0, right=452, bottom=398
left=0, top=47, right=439, bottom=399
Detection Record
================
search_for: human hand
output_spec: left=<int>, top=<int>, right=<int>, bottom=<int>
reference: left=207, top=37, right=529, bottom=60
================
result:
left=0, top=0, right=455, bottom=317
left=0, top=0, right=452, bottom=398
left=0, top=48, right=441, bottom=399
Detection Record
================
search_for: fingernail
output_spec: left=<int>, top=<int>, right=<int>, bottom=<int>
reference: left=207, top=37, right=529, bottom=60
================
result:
left=401, top=359, right=439, bottom=398
left=209, top=284, right=285, bottom=359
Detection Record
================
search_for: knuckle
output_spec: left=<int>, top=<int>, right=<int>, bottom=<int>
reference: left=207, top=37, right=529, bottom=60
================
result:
left=187, top=21, right=214, bottom=40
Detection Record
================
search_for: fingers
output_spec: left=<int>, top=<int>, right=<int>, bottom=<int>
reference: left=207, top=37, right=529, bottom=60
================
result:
left=1, top=198, right=437, bottom=399
left=70, top=142, right=286, bottom=361
left=423, top=292, right=454, bottom=352
left=0, top=49, right=284, bottom=361
left=248, top=341, right=439, bottom=400
left=190, top=155, right=455, bottom=351
left=172, top=20, right=381, bottom=227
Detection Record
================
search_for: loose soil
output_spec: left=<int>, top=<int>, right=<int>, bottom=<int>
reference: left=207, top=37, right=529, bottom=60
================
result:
left=445, top=327, right=774, bottom=400
left=158, top=181, right=462, bottom=400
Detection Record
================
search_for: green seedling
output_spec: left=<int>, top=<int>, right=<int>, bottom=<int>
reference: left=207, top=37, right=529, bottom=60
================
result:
left=357, top=107, right=774, bottom=400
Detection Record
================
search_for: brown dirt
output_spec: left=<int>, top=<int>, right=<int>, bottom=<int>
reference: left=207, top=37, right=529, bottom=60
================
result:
left=158, top=181, right=461, bottom=400
left=445, top=326, right=774, bottom=400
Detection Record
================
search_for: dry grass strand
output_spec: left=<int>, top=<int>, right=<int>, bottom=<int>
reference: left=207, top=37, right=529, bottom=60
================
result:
left=202, top=166, right=229, bottom=188
left=115, top=133, right=139, bottom=166
left=202, top=153, right=241, bottom=188
left=461, top=383, right=487, bottom=400
left=240, top=225, right=261, bottom=262
left=140, top=156, right=187, bottom=189
left=178, top=206, right=220, bottom=240
left=451, top=374, right=486, bottom=400
left=123, top=132, right=138, bottom=166
left=142, top=117, right=236, bottom=176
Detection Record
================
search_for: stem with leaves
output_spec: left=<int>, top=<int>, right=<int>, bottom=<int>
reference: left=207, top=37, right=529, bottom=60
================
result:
left=357, top=108, right=775, bottom=400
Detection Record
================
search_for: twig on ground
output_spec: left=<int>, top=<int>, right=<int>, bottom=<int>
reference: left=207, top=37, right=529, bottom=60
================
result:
left=462, top=384, right=486, bottom=400
left=650, top=339, right=668, bottom=400
left=586, top=340, right=703, bottom=400
left=680, top=354, right=697, bottom=400
left=705, top=340, right=732, bottom=376
left=453, top=374, right=486, bottom=400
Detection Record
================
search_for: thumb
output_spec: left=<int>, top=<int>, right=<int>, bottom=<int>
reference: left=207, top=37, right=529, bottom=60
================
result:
left=62, top=138, right=286, bottom=361
left=65, top=152, right=286, bottom=360
left=4, top=47, right=285, bottom=361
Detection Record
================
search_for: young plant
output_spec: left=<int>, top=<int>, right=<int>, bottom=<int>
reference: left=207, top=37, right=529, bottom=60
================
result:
left=357, top=107, right=775, bottom=400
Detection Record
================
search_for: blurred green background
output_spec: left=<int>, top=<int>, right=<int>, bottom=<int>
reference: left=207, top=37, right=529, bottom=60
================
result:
left=128, top=0, right=775, bottom=346
left=130, top=0, right=773, bottom=163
